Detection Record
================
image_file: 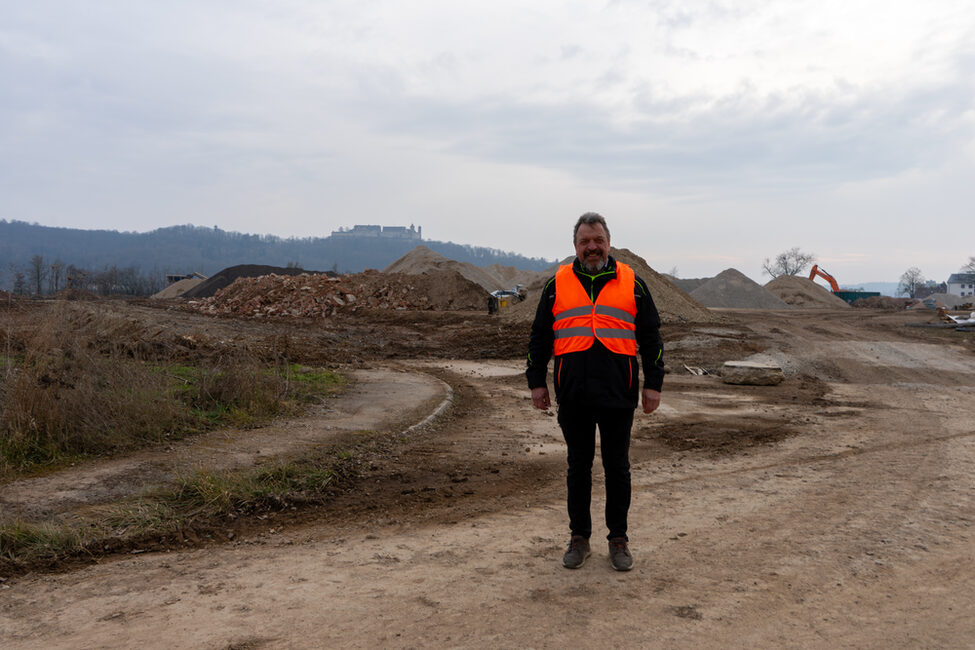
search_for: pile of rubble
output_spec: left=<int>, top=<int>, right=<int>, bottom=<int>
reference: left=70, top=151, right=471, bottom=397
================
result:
left=188, top=269, right=490, bottom=318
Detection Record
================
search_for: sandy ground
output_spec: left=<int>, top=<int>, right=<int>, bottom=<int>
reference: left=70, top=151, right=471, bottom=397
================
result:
left=2, top=308, right=975, bottom=648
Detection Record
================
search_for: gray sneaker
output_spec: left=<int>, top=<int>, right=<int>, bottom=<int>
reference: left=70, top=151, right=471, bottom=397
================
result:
left=608, top=537, right=633, bottom=571
left=562, top=535, right=591, bottom=569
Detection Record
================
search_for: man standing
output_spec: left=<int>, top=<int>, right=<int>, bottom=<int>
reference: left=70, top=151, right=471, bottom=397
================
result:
left=526, top=213, right=664, bottom=571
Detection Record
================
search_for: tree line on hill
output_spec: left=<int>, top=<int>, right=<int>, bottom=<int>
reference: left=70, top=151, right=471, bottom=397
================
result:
left=0, top=220, right=554, bottom=296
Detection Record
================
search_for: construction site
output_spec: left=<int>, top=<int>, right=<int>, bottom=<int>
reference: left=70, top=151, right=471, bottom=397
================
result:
left=2, top=245, right=975, bottom=648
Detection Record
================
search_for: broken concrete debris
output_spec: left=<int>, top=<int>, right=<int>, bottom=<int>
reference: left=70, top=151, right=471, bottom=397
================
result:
left=721, top=360, right=785, bottom=386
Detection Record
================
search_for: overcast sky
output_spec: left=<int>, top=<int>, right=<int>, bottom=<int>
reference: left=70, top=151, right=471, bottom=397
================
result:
left=3, top=1, right=974, bottom=284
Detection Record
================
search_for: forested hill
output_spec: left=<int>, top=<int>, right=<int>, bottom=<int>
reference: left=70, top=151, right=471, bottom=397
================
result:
left=0, top=220, right=554, bottom=282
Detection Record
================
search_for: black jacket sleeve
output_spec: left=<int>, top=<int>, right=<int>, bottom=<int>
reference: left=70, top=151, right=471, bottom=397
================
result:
left=525, top=276, right=556, bottom=390
left=634, top=274, right=665, bottom=392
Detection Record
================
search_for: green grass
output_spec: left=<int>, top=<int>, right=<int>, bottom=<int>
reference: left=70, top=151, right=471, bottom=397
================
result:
left=168, top=461, right=337, bottom=517
left=0, top=452, right=357, bottom=572
left=0, top=520, right=86, bottom=565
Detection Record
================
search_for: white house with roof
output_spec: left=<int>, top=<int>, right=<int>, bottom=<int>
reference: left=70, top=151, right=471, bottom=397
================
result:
left=947, top=273, right=975, bottom=297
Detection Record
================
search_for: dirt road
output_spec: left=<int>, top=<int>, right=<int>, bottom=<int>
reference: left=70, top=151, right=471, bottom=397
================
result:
left=2, top=308, right=975, bottom=648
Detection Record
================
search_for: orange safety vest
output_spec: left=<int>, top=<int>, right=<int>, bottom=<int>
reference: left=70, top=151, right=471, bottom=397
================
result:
left=552, top=262, right=638, bottom=356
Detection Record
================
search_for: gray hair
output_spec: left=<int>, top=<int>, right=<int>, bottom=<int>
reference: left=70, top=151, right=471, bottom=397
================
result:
left=573, top=212, right=610, bottom=243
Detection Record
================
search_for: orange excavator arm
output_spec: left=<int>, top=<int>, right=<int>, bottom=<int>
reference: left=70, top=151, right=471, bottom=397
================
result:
left=808, top=264, right=840, bottom=292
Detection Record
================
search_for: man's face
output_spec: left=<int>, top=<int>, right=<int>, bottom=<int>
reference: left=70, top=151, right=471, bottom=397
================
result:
left=574, top=222, right=610, bottom=273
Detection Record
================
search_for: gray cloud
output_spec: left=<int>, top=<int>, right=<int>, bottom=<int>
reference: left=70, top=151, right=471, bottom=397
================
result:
left=358, top=66, right=974, bottom=197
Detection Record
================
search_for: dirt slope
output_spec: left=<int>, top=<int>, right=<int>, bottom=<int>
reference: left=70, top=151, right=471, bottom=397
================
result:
left=481, top=264, right=549, bottom=290
left=150, top=277, right=203, bottom=299
left=384, top=245, right=505, bottom=292
left=765, top=274, right=851, bottom=308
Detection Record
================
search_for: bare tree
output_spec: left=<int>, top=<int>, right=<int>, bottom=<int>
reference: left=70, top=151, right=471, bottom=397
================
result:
left=27, top=254, right=47, bottom=296
left=962, top=256, right=975, bottom=273
left=48, top=259, right=65, bottom=294
left=762, top=247, right=816, bottom=278
left=13, top=270, right=26, bottom=295
left=898, top=267, right=925, bottom=298
left=66, top=265, right=88, bottom=290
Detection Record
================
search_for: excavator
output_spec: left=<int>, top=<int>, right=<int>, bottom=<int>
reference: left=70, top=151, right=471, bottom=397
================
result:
left=808, top=264, right=879, bottom=303
left=808, top=264, right=840, bottom=292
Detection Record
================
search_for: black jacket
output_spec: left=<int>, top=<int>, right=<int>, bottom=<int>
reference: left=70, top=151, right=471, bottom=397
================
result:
left=526, top=256, right=665, bottom=409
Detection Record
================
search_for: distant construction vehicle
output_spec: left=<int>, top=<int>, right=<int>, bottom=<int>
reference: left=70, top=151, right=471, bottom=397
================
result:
left=808, top=264, right=880, bottom=304
left=487, top=285, right=527, bottom=314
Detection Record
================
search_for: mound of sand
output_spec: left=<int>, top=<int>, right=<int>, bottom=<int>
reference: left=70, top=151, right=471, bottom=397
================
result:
left=190, top=269, right=490, bottom=318
left=481, top=264, right=549, bottom=290
left=921, top=293, right=970, bottom=309
left=503, top=248, right=718, bottom=324
left=152, top=277, right=204, bottom=299
left=764, top=275, right=850, bottom=309
left=690, top=269, right=791, bottom=309
left=181, top=265, right=320, bottom=299
left=384, top=246, right=504, bottom=292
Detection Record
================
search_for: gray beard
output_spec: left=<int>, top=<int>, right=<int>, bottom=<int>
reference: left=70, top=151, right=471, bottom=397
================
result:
left=580, top=258, right=607, bottom=273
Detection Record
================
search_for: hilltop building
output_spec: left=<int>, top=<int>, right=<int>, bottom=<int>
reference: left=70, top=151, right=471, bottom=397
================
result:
left=330, top=224, right=422, bottom=240
left=947, top=273, right=975, bottom=297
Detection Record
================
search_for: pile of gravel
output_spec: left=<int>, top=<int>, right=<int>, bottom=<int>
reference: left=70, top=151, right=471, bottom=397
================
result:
left=690, top=268, right=791, bottom=309
left=665, top=276, right=709, bottom=294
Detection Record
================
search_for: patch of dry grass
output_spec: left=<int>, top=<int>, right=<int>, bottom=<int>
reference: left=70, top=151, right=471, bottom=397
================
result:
left=0, top=302, right=343, bottom=475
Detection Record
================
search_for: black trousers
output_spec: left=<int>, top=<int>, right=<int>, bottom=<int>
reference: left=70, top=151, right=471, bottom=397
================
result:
left=557, top=401, right=634, bottom=541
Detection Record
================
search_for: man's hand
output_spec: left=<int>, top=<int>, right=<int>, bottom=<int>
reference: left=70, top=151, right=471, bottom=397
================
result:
left=641, top=388, right=661, bottom=414
left=531, top=387, right=551, bottom=410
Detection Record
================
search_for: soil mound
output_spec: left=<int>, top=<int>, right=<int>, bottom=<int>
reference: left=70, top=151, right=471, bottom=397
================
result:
left=691, top=268, right=791, bottom=309
left=181, top=265, right=320, bottom=299
left=482, top=264, right=549, bottom=290
left=152, top=278, right=204, bottom=299
left=852, top=296, right=910, bottom=310
left=504, top=248, right=718, bottom=324
left=764, top=275, right=850, bottom=308
left=190, top=269, right=490, bottom=318
left=922, top=293, right=970, bottom=309
left=384, top=245, right=504, bottom=292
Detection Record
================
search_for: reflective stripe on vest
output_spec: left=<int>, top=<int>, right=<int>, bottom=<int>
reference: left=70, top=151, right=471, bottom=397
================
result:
left=552, top=262, right=638, bottom=356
